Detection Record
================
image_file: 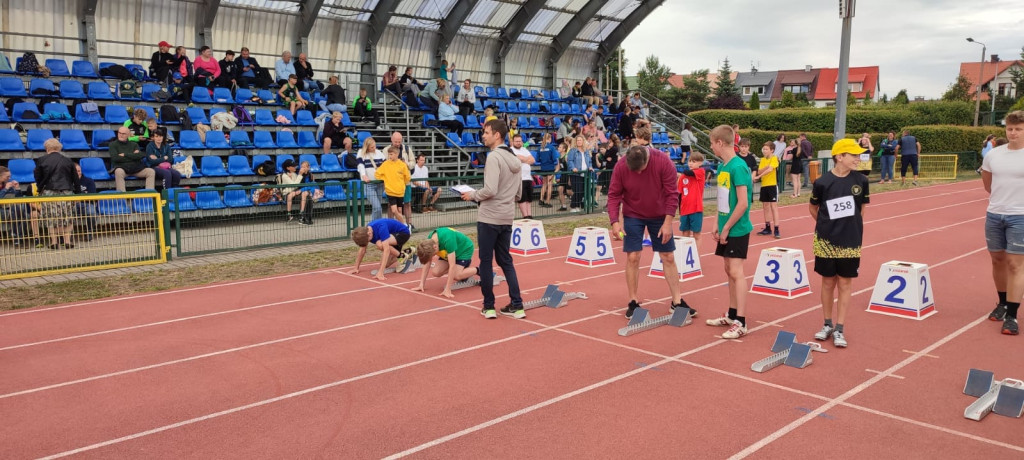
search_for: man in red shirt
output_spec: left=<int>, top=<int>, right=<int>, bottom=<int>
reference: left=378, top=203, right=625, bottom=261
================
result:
left=609, top=121, right=696, bottom=320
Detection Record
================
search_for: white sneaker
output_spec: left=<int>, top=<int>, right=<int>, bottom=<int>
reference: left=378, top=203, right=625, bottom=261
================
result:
left=706, top=314, right=732, bottom=327
left=833, top=330, right=847, bottom=348
left=814, top=325, right=834, bottom=341
left=721, top=320, right=747, bottom=339
left=569, top=208, right=581, bottom=213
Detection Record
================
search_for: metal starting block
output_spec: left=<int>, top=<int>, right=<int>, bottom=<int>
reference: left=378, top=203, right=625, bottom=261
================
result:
left=371, top=257, right=423, bottom=276
left=617, top=307, right=692, bottom=337
left=963, top=369, right=1024, bottom=421
left=522, top=284, right=588, bottom=311
left=750, top=331, right=828, bottom=373
left=451, top=275, right=506, bottom=291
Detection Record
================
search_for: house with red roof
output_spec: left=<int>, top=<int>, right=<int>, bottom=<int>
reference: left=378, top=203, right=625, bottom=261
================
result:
left=958, top=57, right=1022, bottom=101
left=811, top=66, right=880, bottom=107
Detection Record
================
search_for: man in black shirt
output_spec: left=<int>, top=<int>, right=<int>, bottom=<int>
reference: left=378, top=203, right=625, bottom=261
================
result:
left=34, top=138, right=79, bottom=249
left=808, top=138, right=870, bottom=348
left=74, top=164, right=97, bottom=241
left=319, top=75, right=347, bottom=113
left=217, top=50, right=241, bottom=90
left=295, top=52, right=321, bottom=91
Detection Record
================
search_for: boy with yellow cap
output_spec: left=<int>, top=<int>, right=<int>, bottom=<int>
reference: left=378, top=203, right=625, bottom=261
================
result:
left=808, top=138, right=870, bottom=348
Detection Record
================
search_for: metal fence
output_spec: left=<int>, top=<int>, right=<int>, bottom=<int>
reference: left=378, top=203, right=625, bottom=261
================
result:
left=0, top=192, right=166, bottom=279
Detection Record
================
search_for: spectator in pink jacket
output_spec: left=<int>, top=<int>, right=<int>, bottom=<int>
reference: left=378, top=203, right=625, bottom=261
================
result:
left=193, top=46, right=220, bottom=90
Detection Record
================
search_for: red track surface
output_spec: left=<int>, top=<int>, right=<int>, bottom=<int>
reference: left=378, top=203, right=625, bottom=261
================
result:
left=2, top=180, right=1022, bottom=459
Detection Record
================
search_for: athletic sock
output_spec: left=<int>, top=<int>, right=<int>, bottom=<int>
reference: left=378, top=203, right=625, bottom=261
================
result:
left=835, top=323, right=844, bottom=333
left=998, top=291, right=1007, bottom=305
left=735, top=315, right=746, bottom=327
left=824, top=319, right=834, bottom=327
left=1006, top=302, right=1020, bottom=319
left=728, top=308, right=737, bottom=320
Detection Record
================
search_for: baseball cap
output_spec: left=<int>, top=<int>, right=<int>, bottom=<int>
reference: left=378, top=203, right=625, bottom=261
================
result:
left=831, top=138, right=867, bottom=157
left=158, top=41, right=171, bottom=48
left=172, top=72, right=182, bottom=80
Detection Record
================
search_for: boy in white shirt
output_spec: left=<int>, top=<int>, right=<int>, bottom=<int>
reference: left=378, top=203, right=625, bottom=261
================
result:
left=510, top=134, right=536, bottom=219
left=411, top=154, right=440, bottom=212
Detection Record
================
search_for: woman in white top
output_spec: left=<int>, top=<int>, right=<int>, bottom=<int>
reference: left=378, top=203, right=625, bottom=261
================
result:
left=356, top=137, right=387, bottom=220
left=773, top=133, right=787, bottom=158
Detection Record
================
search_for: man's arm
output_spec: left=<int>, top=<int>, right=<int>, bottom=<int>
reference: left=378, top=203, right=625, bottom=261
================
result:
left=470, top=157, right=499, bottom=202
left=808, top=203, right=819, bottom=220
left=982, top=169, right=992, bottom=193
left=916, top=142, right=922, bottom=154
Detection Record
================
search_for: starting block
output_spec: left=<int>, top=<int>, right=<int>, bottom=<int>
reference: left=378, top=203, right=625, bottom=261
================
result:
left=617, top=307, right=692, bottom=337
left=750, top=248, right=811, bottom=298
left=867, top=261, right=936, bottom=320
left=510, top=219, right=549, bottom=256
left=750, top=331, right=828, bottom=372
left=963, top=369, right=1024, bottom=421
left=371, top=255, right=422, bottom=276
left=566, top=227, right=616, bottom=268
left=522, top=284, right=587, bottom=310
left=452, top=275, right=506, bottom=291
left=649, top=236, right=703, bottom=281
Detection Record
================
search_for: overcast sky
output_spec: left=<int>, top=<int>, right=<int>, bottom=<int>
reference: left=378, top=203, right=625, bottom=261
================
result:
left=620, top=0, right=1024, bottom=99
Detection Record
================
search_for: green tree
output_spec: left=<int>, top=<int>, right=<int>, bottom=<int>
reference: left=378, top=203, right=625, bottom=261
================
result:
left=748, top=91, right=760, bottom=110
left=636, top=55, right=672, bottom=99
left=892, top=89, right=910, bottom=105
left=941, top=74, right=973, bottom=102
left=710, top=58, right=743, bottom=109
left=880, top=93, right=889, bottom=104
left=603, top=47, right=629, bottom=93
left=862, top=90, right=873, bottom=105
left=1008, top=46, right=1024, bottom=99
left=664, top=69, right=712, bottom=113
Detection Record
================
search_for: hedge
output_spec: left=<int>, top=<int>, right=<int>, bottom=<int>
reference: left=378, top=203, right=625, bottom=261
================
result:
left=689, top=101, right=974, bottom=133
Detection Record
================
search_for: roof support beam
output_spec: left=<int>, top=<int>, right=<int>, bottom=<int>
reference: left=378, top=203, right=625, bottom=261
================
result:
left=437, top=0, right=479, bottom=60
left=294, top=0, right=324, bottom=54
left=77, top=0, right=99, bottom=65
left=362, top=0, right=400, bottom=95
left=195, top=0, right=221, bottom=50
left=594, top=0, right=665, bottom=69
left=494, top=0, right=546, bottom=86
left=548, top=0, right=603, bottom=65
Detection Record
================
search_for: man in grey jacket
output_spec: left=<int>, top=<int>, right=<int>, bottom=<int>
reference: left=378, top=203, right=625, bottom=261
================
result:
left=461, top=119, right=525, bottom=319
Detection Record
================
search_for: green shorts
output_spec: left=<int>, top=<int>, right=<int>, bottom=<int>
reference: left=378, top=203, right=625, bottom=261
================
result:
left=404, top=184, right=413, bottom=202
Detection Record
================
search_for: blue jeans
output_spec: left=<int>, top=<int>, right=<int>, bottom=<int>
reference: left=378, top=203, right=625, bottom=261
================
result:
left=319, top=102, right=346, bottom=114
left=476, top=222, right=522, bottom=309
left=986, top=212, right=1024, bottom=254
left=879, top=155, right=895, bottom=181
left=365, top=182, right=383, bottom=221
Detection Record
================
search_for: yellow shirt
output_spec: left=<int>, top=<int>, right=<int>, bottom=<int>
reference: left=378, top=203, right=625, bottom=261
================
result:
left=484, top=115, right=497, bottom=123
left=758, top=155, right=780, bottom=187
left=375, top=159, right=411, bottom=198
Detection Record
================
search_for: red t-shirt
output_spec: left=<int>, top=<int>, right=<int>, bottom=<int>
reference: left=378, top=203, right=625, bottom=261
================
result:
left=677, top=168, right=705, bottom=215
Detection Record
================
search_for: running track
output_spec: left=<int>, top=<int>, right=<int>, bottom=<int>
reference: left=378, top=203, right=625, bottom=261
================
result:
left=1, top=180, right=1021, bottom=459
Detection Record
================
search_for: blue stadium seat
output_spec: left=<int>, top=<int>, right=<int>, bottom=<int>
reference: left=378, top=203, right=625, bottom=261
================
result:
left=341, top=112, right=354, bottom=127
left=497, top=88, right=509, bottom=99
left=570, top=104, right=582, bottom=114
left=80, top=158, right=112, bottom=180
left=469, top=152, right=485, bottom=169
left=97, top=62, right=116, bottom=77
left=445, top=132, right=462, bottom=148
left=7, top=159, right=35, bottom=183
left=298, top=154, right=323, bottom=173
left=517, top=116, right=529, bottom=130
left=485, top=87, right=498, bottom=99
left=205, top=132, right=230, bottom=149
left=229, top=131, right=252, bottom=147
left=45, top=59, right=70, bottom=77
left=518, top=101, right=530, bottom=113
left=494, top=101, right=507, bottom=113
left=254, top=109, right=276, bottom=126
left=338, top=153, right=356, bottom=171
left=323, top=181, right=346, bottom=201
left=560, top=103, right=571, bottom=114
left=0, top=129, right=24, bottom=151
left=177, top=130, right=204, bottom=149
left=212, top=87, right=233, bottom=103
left=135, top=105, right=156, bottom=121
left=0, top=108, right=7, bottom=123
left=124, top=64, right=151, bottom=81
left=71, top=104, right=101, bottom=124
left=42, top=103, right=71, bottom=121
left=276, top=154, right=295, bottom=173
left=346, top=179, right=365, bottom=198
left=59, top=129, right=90, bottom=150
left=28, top=78, right=55, bottom=95
left=461, top=132, right=478, bottom=147
left=422, top=113, right=436, bottom=128
left=59, top=80, right=86, bottom=99
left=104, top=105, right=130, bottom=124
left=190, top=86, right=213, bottom=103
left=141, top=83, right=161, bottom=101
left=297, top=131, right=320, bottom=148
left=251, top=154, right=272, bottom=171
left=71, top=60, right=99, bottom=78
left=186, top=107, right=209, bottom=125
left=12, top=102, right=41, bottom=122
left=223, top=185, right=253, bottom=208
left=209, top=107, right=226, bottom=117
left=275, top=110, right=296, bottom=124
left=130, top=190, right=158, bottom=214
left=529, top=102, right=540, bottom=113
left=200, top=156, right=229, bottom=177
left=465, top=114, right=480, bottom=129
left=26, top=129, right=52, bottom=151
left=257, top=89, right=276, bottom=104
left=87, top=81, right=116, bottom=100
left=528, top=116, right=541, bottom=129
left=295, top=110, right=316, bottom=126
left=355, top=131, right=371, bottom=147
left=97, top=191, right=131, bottom=216
left=253, top=131, right=277, bottom=149
left=91, top=130, right=115, bottom=151
left=235, top=88, right=255, bottom=105
left=320, top=154, right=343, bottom=172
left=227, top=155, right=254, bottom=175
left=276, top=131, right=298, bottom=149
left=0, top=77, right=26, bottom=96
left=195, top=187, right=227, bottom=210
left=167, top=188, right=197, bottom=212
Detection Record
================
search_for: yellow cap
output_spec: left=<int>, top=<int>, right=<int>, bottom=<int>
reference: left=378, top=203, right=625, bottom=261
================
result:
left=831, top=138, right=867, bottom=156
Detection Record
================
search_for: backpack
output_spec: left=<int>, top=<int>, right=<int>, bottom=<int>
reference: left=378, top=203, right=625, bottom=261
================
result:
left=232, top=105, right=253, bottom=126
left=16, top=52, right=39, bottom=74
left=99, top=64, right=133, bottom=81
left=3, top=97, right=24, bottom=114
left=159, top=105, right=180, bottom=123
left=254, top=160, right=276, bottom=177
left=118, top=80, right=140, bottom=99
left=343, top=153, right=360, bottom=170
left=129, top=67, right=147, bottom=82
left=179, top=109, right=193, bottom=131
left=152, top=89, right=172, bottom=102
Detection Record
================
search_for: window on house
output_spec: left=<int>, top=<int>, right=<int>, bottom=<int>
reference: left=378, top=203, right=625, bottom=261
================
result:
left=783, top=85, right=808, bottom=94
left=999, top=83, right=1009, bottom=96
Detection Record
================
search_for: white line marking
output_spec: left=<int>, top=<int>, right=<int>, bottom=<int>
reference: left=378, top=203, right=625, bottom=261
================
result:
left=902, top=349, right=939, bottom=359
left=865, top=369, right=905, bottom=380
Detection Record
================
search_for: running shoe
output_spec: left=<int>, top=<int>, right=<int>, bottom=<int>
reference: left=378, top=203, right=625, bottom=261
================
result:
left=833, top=330, right=848, bottom=347
left=669, top=301, right=697, bottom=318
left=774, top=229, right=781, bottom=239
left=481, top=308, right=497, bottom=319
left=814, top=324, right=835, bottom=341
left=499, top=304, right=526, bottom=319
left=625, top=300, right=641, bottom=319
left=706, top=314, right=732, bottom=327
left=989, top=303, right=1007, bottom=321
left=721, top=320, right=747, bottom=339
left=1002, top=318, right=1019, bottom=335
left=757, top=227, right=772, bottom=236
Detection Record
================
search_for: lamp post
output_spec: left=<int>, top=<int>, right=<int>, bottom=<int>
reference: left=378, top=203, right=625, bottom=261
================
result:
left=967, top=37, right=986, bottom=127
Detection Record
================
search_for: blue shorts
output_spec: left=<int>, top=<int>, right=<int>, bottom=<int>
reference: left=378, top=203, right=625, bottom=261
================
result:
left=455, top=259, right=472, bottom=268
left=678, top=212, right=703, bottom=233
left=623, top=216, right=675, bottom=253
left=985, top=212, right=1024, bottom=254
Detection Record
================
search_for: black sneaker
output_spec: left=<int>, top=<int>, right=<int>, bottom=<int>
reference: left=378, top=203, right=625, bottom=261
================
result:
left=499, top=304, right=526, bottom=319
left=285, top=213, right=295, bottom=223
left=773, top=229, right=781, bottom=239
left=990, top=303, right=1007, bottom=321
left=298, top=218, right=312, bottom=226
left=670, top=301, right=697, bottom=318
left=625, top=300, right=641, bottom=319
left=1002, top=318, right=1019, bottom=335
left=757, top=227, right=772, bottom=236
left=558, top=206, right=568, bottom=211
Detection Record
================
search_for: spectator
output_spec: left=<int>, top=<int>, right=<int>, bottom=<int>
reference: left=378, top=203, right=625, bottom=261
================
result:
left=510, top=133, right=535, bottom=219
left=411, top=154, right=440, bottom=213
left=879, top=131, right=898, bottom=184
left=352, top=87, right=378, bottom=126
left=400, top=66, right=423, bottom=99
left=567, top=135, right=593, bottom=212
left=390, top=132, right=415, bottom=225
left=537, top=133, right=558, bottom=207
left=110, top=127, right=156, bottom=191
left=319, top=75, right=347, bottom=114
left=123, top=108, right=150, bottom=148
left=297, top=160, right=316, bottom=225
left=357, top=137, right=386, bottom=221
left=679, top=122, right=698, bottom=158
left=173, top=46, right=193, bottom=82
left=217, top=50, right=241, bottom=90
left=508, top=117, right=519, bottom=141
left=34, top=139, right=79, bottom=250
left=322, top=111, right=349, bottom=155
left=144, top=127, right=180, bottom=190
left=294, top=52, right=319, bottom=91
left=555, top=141, right=571, bottom=211
left=192, top=45, right=220, bottom=90
left=277, top=74, right=308, bottom=117
left=581, top=77, right=598, bottom=105
left=798, top=132, right=814, bottom=186
left=436, top=93, right=464, bottom=137
left=732, top=124, right=741, bottom=153
left=438, top=59, right=455, bottom=82
left=418, top=78, right=445, bottom=111
left=456, top=79, right=476, bottom=117
left=73, top=164, right=97, bottom=242
left=275, top=51, right=296, bottom=86
left=168, top=72, right=188, bottom=102
left=0, top=165, right=30, bottom=245
left=556, top=115, right=571, bottom=142
left=382, top=65, right=401, bottom=95
left=617, top=106, right=634, bottom=140
left=237, top=47, right=265, bottom=89
left=375, top=145, right=412, bottom=226
left=278, top=159, right=308, bottom=224
left=570, top=81, right=583, bottom=104
left=483, top=107, right=497, bottom=123
left=146, top=118, right=159, bottom=137
left=607, top=95, right=619, bottom=114
left=149, top=40, right=175, bottom=83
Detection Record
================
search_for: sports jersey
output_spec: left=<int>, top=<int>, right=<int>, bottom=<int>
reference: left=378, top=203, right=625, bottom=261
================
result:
left=809, top=170, right=870, bottom=258
left=716, top=156, right=753, bottom=237
left=677, top=168, right=705, bottom=215
left=758, top=155, right=780, bottom=187
left=430, top=227, right=475, bottom=261
left=368, top=218, right=410, bottom=244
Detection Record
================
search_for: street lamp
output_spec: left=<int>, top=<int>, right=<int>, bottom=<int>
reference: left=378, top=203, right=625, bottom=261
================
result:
left=967, top=37, right=986, bottom=127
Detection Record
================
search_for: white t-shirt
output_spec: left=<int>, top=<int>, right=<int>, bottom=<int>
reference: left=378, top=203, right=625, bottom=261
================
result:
left=773, top=140, right=786, bottom=157
left=982, top=144, right=1024, bottom=215
left=411, top=164, right=429, bottom=187
left=512, top=146, right=532, bottom=180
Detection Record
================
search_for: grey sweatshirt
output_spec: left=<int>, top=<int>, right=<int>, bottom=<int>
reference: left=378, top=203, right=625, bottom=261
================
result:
left=471, top=145, right=522, bottom=225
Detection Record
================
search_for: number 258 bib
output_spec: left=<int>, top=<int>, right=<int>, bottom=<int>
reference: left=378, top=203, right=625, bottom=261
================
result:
left=826, top=195, right=855, bottom=219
